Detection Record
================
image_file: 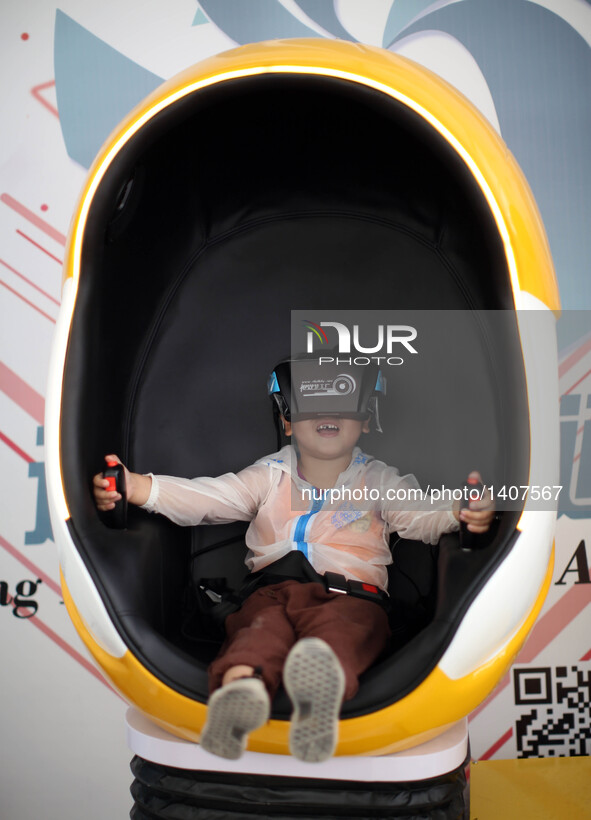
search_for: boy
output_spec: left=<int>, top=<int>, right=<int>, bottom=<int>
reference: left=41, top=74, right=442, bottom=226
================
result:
left=93, top=360, right=494, bottom=762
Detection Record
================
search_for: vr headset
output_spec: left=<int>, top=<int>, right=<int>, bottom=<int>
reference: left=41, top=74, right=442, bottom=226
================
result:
left=268, top=358, right=386, bottom=431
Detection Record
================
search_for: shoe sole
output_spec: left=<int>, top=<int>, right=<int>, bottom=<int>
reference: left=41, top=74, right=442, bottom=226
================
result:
left=284, top=638, right=345, bottom=762
left=200, top=678, right=270, bottom=760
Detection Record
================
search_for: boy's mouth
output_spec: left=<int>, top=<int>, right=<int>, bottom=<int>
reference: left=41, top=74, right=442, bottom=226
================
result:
left=316, top=420, right=340, bottom=437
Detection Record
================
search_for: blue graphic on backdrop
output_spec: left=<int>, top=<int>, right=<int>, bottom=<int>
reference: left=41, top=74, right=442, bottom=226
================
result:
left=198, top=0, right=322, bottom=42
left=392, top=0, right=591, bottom=312
left=560, top=394, right=591, bottom=519
left=274, top=0, right=355, bottom=41
left=192, top=7, right=209, bottom=26
left=25, top=428, right=53, bottom=545
left=383, top=0, right=449, bottom=45
left=54, top=10, right=164, bottom=168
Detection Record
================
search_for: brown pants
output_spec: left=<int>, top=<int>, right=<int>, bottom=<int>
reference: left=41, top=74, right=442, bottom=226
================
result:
left=208, top=580, right=391, bottom=701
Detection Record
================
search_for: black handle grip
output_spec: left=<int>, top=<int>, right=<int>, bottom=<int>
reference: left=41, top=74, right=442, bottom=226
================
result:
left=459, top=479, right=485, bottom=550
left=102, top=462, right=128, bottom=529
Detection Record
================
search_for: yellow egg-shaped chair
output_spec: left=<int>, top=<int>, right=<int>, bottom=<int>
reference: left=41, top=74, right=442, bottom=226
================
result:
left=46, top=39, right=559, bottom=779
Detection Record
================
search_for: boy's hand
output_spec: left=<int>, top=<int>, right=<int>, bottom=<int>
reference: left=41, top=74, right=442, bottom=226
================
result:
left=454, top=471, right=495, bottom=533
left=92, top=455, right=151, bottom=510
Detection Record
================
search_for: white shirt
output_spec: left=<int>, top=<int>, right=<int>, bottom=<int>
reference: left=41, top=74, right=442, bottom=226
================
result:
left=142, top=445, right=458, bottom=590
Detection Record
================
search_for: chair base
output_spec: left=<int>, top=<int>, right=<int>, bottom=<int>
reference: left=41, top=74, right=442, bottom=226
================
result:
left=126, top=708, right=469, bottom=819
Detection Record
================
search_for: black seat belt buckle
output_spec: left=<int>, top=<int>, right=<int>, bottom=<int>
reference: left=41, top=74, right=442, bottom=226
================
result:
left=324, top=572, right=349, bottom=595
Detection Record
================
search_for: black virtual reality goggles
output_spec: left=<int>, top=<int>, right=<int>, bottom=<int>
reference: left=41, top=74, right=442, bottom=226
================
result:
left=268, top=358, right=386, bottom=431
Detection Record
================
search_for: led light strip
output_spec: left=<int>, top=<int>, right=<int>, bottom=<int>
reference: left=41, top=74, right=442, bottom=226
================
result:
left=69, top=64, right=521, bottom=300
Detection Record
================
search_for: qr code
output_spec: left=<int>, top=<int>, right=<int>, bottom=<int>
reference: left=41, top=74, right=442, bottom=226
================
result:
left=514, top=665, right=591, bottom=757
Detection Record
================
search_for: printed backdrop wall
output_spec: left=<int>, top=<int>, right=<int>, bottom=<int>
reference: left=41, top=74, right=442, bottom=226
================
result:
left=1, top=2, right=590, bottom=818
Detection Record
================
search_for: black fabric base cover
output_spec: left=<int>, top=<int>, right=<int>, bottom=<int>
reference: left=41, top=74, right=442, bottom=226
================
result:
left=129, top=755, right=468, bottom=819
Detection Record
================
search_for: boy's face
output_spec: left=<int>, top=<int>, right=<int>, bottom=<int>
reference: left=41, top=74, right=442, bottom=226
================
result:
left=284, top=415, right=369, bottom=461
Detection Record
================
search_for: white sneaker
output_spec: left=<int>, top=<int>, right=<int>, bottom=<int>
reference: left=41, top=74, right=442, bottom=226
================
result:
left=200, top=677, right=270, bottom=760
left=283, top=638, right=345, bottom=762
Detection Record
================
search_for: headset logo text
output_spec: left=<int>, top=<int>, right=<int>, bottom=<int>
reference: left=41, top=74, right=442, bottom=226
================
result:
left=300, top=373, right=357, bottom=396
left=304, top=320, right=418, bottom=366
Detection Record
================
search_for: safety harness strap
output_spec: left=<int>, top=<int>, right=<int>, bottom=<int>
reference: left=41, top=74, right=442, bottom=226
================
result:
left=196, top=552, right=390, bottom=637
